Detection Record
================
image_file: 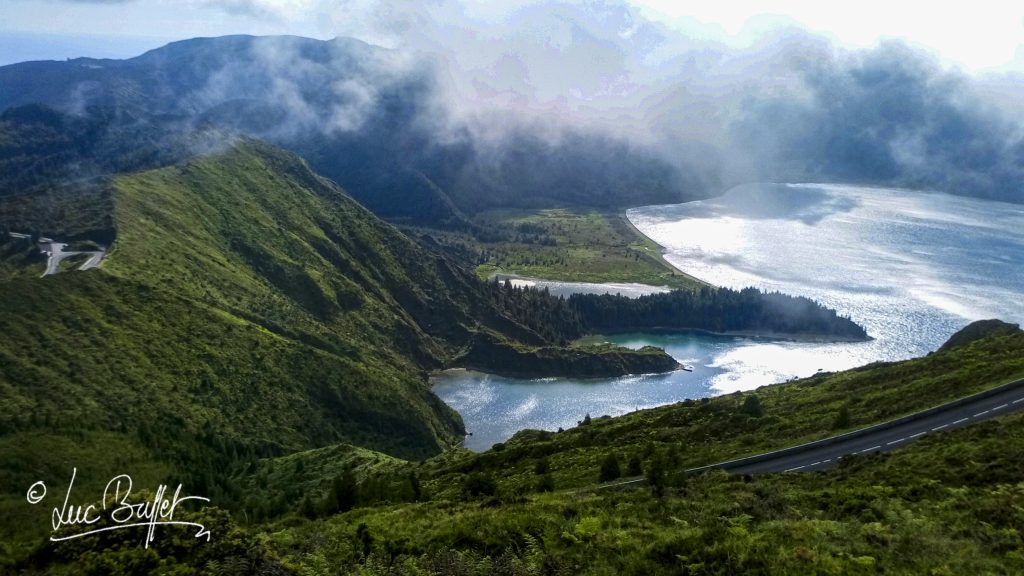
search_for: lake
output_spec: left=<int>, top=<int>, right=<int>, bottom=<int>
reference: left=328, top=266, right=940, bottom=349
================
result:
left=434, top=183, right=1024, bottom=451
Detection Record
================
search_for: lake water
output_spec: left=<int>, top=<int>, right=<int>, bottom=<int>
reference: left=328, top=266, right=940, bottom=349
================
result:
left=435, top=183, right=1024, bottom=451
left=496, top=274, right=669, bottom=298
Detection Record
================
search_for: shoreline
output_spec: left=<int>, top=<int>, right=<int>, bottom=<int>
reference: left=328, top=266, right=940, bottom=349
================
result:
left=618, top=210, right=711, bottom=288
left=430, top=363, right=685, bottom=382
left=578, top=327, right=873, bottom=344
left=490, top=272, right=671, bottom=294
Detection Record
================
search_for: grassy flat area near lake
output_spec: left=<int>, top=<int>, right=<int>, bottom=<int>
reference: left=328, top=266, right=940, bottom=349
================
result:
left=425, top=208, right=705, bottom=290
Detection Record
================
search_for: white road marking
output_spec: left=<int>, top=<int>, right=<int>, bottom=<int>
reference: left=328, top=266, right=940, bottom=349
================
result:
left=784, top=465, right=807, bottom=472
left=886, top=438, right=905, bottom=446
left=932, top=424, right=948, bottom=431
left=974, top=410, right=990, bottom=417
left=994, top=404, right=1009, bottom=410
left=953, top=418, right=969, bottom=425
left=909, top=431, right=926, bottom=438
left=1013, top=398, right=1024, bottom=404
left=861, top=445, right=881, bottom=453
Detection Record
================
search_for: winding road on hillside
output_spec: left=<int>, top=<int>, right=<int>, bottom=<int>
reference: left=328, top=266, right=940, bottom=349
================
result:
left=41, top=241, right=105, bottom=276
left=5, top=232, right=106, bottom=275
left=601, top=378, right=1024, bottom=487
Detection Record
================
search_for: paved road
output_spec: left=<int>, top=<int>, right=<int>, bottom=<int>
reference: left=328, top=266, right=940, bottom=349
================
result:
left=79, top=251, right=105, bottom=271
left=600, top=378, right=1024, bottom=488
left=40, top=240, right=105, bottom=276
left=5, top=233, right=106, bottom=276
left=716, top=378, right=1024, bottom=474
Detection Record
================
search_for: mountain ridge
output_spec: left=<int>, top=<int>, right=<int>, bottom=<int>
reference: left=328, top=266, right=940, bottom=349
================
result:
left=0, top=34, right=705, bottom=227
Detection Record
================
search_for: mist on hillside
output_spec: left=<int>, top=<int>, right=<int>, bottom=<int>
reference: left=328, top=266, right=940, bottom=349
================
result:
left=2, top=0, right=1023, bottom=211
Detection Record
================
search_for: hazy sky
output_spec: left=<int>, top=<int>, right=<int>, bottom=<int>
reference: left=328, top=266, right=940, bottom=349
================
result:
left=1, top=1, right=1022, bottom=72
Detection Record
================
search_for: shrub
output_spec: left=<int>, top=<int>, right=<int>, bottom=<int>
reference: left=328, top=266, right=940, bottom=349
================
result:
left=599, top=452, right=621, bottom=482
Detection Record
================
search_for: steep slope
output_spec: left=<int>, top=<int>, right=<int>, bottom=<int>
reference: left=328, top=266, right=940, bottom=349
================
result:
left=0, top=143, right=485, bottom=535
left=106, top=140, right=489, bottom=365
left=0, top=142, right=692, bottom=557
left=13, top=324, right=1023, bottom=573
left=257, top=327, right=1024, bottom=575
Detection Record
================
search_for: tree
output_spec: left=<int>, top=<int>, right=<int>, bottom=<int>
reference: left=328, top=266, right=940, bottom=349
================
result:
left=832, top=404, right=851, bottom=429
left=299, top=495, right=317, bottom=519
left=323, top=468, right=357, bottom=514
left=464, top=472, right=497, bottom=497
left=356, top=522, right=374, bottom=558
left=627, top=453, right=643, bottom=477
left=534, top=456, right=550, bottom=475
left=408, top=472, right=422, bottom=502
left=741, top=395, right=764, bottom=418
left=536, top=473, right=555, bottom=493
left=646, top=453, right=667, bottom=498
left=599, top=452, right=621, bottom=483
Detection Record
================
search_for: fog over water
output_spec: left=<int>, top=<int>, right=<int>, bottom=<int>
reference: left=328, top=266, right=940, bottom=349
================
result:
left=435, top=183, right=1024, bottom=451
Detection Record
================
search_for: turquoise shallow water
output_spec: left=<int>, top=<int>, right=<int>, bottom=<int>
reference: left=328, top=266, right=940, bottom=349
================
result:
left=435, top=183, right=1024, bottom=451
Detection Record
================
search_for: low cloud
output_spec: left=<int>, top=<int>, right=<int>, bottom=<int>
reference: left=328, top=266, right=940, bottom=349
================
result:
left=10, top=0, right=1024, bottom=203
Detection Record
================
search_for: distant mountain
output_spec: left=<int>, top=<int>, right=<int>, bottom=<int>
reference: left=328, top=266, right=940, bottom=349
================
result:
left=0, top=35, right=701, bottom=226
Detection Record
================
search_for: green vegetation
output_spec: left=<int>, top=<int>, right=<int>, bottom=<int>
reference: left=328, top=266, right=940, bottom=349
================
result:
left=416, top=208, right=703, bottom=289
left=0, top=184, right=114, bottom=244
left=252, top=327, right=1024, bottom=575
left=14, top=325, right=1019, bottom=574
left=262, top=409, right=1024, bottom=575
left=482, top=279, right=869, bottom=364
left=0, top=136, right=1015, bottom=574
left=370, top=327, right=1024, bottom=504
left=0, top=142, right=696, bottom=566
left=939, top=318, right=1022, bottom=352
left=0, top=231, right=45, bottom=277
left=570, top=287, right=868, bottom=340
left=456, top=330, right=679, bottom=378
left=55, top=252, right=90, bottom=272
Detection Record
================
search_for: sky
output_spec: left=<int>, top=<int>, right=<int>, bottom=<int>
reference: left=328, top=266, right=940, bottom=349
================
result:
left=1, top=0, right=1022, bottom=72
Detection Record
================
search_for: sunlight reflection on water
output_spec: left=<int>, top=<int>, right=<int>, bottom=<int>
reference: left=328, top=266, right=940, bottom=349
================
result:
left=435, top=183, right=1024, bottom=451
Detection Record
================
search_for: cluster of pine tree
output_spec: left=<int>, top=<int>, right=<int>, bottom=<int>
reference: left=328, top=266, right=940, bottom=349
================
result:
left=300, top=468, right=423, bottom=520
left=488, top=280, right=867, bottom=342
left=486, top=279, right=585, bottom=344
left=569, top=286, right=867, bottom=338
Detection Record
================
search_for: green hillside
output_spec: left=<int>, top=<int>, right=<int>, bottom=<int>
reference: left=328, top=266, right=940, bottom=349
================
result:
left=242, top=327, right=1024, bottom=575
left=0, top=142, right=695, bottom=563
left=12, top=324, right=1024, bottom=574
left=0, top=141, right=977, bottom=575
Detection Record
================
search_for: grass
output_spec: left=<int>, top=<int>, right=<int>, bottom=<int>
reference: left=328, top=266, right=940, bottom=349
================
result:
left=246, top=329, right=1024, bottom=575
left=0, top=185, right=114, bottom=244
left=0, top=143, right=491, bottom=564
left=3, top=140, right=1022, bottom=574
left=5, top=279, right=1023, bottom=573
left=1, top=142, right=704, bottom=571
left=56, top=252, right=90, bottom=272
left=407, top=330, right=1024, bottom=498
left=420, top=208, right=705, bottom=289
left=0, top=235, right=45, bottom=278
